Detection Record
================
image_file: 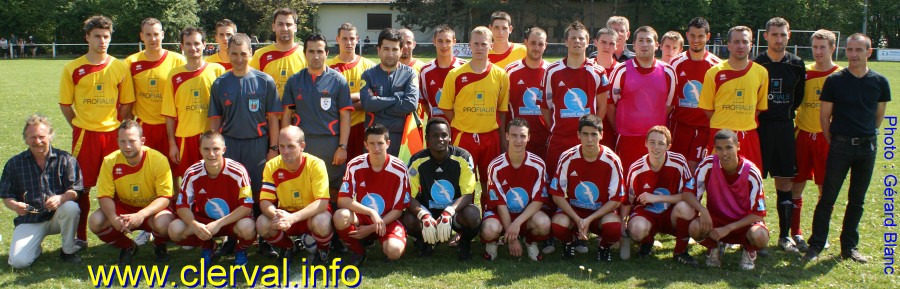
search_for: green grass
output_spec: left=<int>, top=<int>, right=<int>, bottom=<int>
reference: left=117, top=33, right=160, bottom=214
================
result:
left=0, top=58, right=898, bottom=288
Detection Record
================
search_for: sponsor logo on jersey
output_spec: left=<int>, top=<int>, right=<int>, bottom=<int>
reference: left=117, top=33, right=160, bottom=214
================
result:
left=131, top=184, right=141, bottom=197
left=758, top=199, right=766, bottom=211
left=320, top=97, right=332, bottom=110
left=560, top=88, right=590, bottom=118
left=204, top=198, right=231, bottom=219
left=506, top=187, right=530, bottom=213
left=571, top=181, right=602, bottom=210
left=644, top=188, right=671, bottom=214
left=339, top=182, right=350, bottom=193
left=519, top=87, right=542, bottom=116
left=429, top=179, right=455, bottom=209
left=361, top=193, right=386, bottom=216
left=679, top=80, right=702, bottom=108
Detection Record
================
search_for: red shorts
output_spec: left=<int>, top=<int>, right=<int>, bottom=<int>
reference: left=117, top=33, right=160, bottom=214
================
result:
left=174, top=135, right=202, bottom=178
left=347, top=123, right=365, bottom=158
left=72, top=127, right=118, bottom=188
left=714, top=221, right=768, bottom=246
left=451, top=128, right=501, bottom=183
left=194, top=215, right=253, bottom=238
left=615, top=135, right=646, bottom=170
left=630, top=206, right=676, bottom=237
left=793, top=130, right=829, bottom=185
left=671, top=121, right=710, bottom=164
left=139, top=121, right=170, bottom=163
left=707, top=128, right=762, bottom=169
left=546, top=135, right=580, bottom=175
left=356, top=214, right=407, bottom=244
left=553, top=208, right=607, bottom=236
left=113, top=200, right=174, bottom=233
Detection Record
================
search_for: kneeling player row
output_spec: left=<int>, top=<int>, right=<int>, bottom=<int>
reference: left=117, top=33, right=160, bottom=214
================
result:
left=89, top=117, right=766, bottom=270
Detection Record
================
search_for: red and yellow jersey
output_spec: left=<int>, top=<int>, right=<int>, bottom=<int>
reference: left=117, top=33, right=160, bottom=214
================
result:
left=327, top=55, right=377, bottom=126
left=161, top=62, right=227, bottom=137
left=699, top=61, right=769, bottom=131
left=97, top=147, right=174, bottom=208
left=59, top=55, right=136, bottom=132
left=404, top=59, right=427, bottom=74
left=796, top=64, right=842, bottom=133
left=438, top=63, right=510, bottom=133
left=260, top=153, right=330, bottom=212
left=204, top=53, right=232, bottom=70
left=489, top=43, right=527, bottom=69
left=250, top=44, right=307, bottom=97
left=124, top=50, right=187, bottom=125
left=177, top=158, right=253, bottom=220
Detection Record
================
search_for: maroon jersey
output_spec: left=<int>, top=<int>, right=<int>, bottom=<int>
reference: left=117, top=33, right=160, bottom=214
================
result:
left=419, top=57, right=467, bottom=118
left=339, top=154, right=411, bottom=217
left=625, top=152, right=692, bottom=213
left=177, top=158, right=253, bottom=220
left=485, top=152, right=548, bottom=214
left=506, top=59, right=551, bottom=145
left=549, top=145, right=625, bottom=210
left=542, top=58, right=611, bottom=141
left=669, top=51, right=722, bottom=127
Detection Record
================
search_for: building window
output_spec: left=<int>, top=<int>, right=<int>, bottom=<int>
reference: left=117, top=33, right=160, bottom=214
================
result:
left=367, top=14, right=392, bottom=30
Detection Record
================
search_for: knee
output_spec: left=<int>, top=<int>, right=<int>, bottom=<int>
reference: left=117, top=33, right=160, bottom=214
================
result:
left=689, top=219, right=707, bottom=239
left=311, top=212, right=333, bottom=235
left=459, top=205, right=481, bottom=227
left=8, top=255, right=34, bottom=269
left=529, top=213, right=551, bottom=235
left=88, top=210, right=106, bottom=232
left=383, top=240, right=405, bottom=260
left=168, top=220, right=187, bottom=241
left=235, top=219, right=256, bottom=240
left=551, top=214, right=570, bottom=228
left=152, top=214, right=173, bottom=236
left=481, top=219, right=501, bottom=238
left=333, top=209, right=352, bottom=229
left=57, top=201, right=80, bottom=218
left=748, top=227, right=770, bottom=248
left=628, top=219, right=650, bottom=239
left=256, top=216, right=273, bottom=237
left=672, top=202, right=694, bottom=218
left=400, top=211, right=420, bottom=232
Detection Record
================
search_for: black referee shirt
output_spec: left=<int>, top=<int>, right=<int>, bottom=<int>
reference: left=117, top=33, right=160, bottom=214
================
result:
left=820, top=69, right=892, bottom=137
left=754, top=52, right=806, bottom=122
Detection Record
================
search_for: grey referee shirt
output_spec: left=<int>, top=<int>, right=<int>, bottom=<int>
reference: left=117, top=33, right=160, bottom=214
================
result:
left=0, top=147, right=83, bottom=226
left=281, top=67, right=353, bottom=135
left=209, top=69, right=284, bottom=139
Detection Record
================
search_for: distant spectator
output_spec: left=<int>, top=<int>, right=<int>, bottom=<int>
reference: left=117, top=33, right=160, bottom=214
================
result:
left=28, top=36, right=37, bottom=58
left=0, top=37, right=8, bottom=58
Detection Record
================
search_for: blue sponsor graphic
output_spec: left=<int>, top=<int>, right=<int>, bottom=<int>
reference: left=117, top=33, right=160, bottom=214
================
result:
left=560, top=88, right=590, bottom=118
left=339, top=182, right=350, bottom=193
left=489, top=189, right=499, bottom=201
left=429, top=179, right=456, bottom=209
left=644, top=188, right=672, bottom=214
left=570, top=181, right=602, bottom=210
left=404, top=192, right=411, bottom=204
left=432, top=89, right=444, bottom=116
left=506, top=187, right=530, bottom=213
left=757, top=199, right=766, bottom=211
left=205, top=198, right=231, bottom=220
left=550, top=178, right=559, bottom=190
left=679, top=80, right=702, bottom=108
left=518, top=87, right=543, bottom=115
left=361, top=193, right=386, bottom=216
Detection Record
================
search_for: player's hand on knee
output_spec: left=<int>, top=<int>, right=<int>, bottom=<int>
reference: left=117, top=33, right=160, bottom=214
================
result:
left=418, top=210, right=438, bottom=244
left=508, top=239, right=523, bottom=257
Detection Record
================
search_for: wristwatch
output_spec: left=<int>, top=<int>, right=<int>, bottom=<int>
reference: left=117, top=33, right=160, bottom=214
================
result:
left=269, top=145, right=279, bottom=152
left=338, top=144, right=347, bottom=150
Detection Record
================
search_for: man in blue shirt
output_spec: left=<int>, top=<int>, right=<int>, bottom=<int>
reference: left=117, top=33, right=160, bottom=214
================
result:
left=359, top=28, right=419, bottom=156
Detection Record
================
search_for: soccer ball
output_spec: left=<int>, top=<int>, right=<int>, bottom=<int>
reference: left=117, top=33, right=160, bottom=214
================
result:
left=295, top=233, right=317, bottom=253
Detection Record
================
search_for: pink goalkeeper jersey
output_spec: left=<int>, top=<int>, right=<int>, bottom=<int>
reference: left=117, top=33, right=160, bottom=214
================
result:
left=609, top=59, right=676, bottom=136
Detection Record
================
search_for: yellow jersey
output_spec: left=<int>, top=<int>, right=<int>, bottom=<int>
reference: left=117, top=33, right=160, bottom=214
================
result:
left=260, top=153, right=330, bottom=212
left=439, top=63, right=510, bottom=133
left=327, top=55, right=377, bottom=126
left=796, top=64, right=842, bottom=133
left=59, top=55, right=136, bottom=132
left=97, top=147, right=174, bottom=208
left=250, top=44, right=307, bottom=98
left=699, top=61, right=769, bottom=131
left=161, top=62, right=227, bottom=137
left=204, top=53, right=232, bottom=70
left=124, top=50, right=187, bottom=124
left=489, top=43, right=527, bottom=70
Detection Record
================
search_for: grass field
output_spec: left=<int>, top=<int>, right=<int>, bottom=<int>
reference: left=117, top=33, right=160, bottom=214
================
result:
left=0, top=58, right=898, bottom=288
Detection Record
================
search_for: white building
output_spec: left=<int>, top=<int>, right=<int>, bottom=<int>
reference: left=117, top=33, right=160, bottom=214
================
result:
left=313, top=0, right=433, bottom=44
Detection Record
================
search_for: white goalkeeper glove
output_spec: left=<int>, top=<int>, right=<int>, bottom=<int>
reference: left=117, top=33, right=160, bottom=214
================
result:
left=437, top=206, right=455, bottom=242
left=418, top=209, right=438, bottom=244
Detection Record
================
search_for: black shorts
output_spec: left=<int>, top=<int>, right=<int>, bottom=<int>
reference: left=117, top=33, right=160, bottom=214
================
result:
left=757, top=121, right=797, bottom=178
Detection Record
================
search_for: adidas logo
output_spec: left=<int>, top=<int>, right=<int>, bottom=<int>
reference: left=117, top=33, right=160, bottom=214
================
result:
left=360, top=181, right=366, bottom=187
left=517, top=79, right=525, bottom=85
left=430, top=80, right=436, bottom=85
left=643, top=184, right=651, bottom=189
left=199, top=189, right=207, bottom=194
left=570, top=171, right=578, bottom=177
left=502, top=180, right=508, bottom=185
left=436, top=167, right=444, bottom=173
left=679, top=71, right=686, bottom=77
left=558, top=81, right=565, bottom=86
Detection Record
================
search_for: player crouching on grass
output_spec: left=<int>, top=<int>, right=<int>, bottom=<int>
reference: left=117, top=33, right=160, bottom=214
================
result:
left=256, top=126, right=334, bottom=265
left=549, top=114, right=625, bottom=262
left=683, top=129, right=769, bottom=270
left=89, top=120, right=174, bottom=266
left=334, top=124, right=412, bottom=265
left=401, top=118, right=482, bottom=260
left=621, top=126, right=699, bottom=267
left=168, top=131, right=256, bottom=266
left=481, top=118, right=551, bottom=261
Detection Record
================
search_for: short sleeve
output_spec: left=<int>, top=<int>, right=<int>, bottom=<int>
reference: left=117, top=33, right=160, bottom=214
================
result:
left=699, top=68, right=717, bottom=110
